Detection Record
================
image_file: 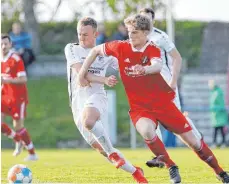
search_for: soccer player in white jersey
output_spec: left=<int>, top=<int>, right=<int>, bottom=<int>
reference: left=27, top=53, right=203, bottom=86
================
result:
left=140, top=7, right=202, bottom=168
left=65, top=17, right=148, bottom=183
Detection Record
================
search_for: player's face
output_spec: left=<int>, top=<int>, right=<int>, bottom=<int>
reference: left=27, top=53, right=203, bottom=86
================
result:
left=1, top=38, right=12, bottom=56
left=77, top=25, right=97, bottom=48
left=127, top=25, right=148, bottom=47
left=208, top=80, right=215, bottom=89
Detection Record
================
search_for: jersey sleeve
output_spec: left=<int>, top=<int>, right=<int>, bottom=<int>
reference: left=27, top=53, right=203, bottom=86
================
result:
left=16, top=58, right=27, bottom=77
left=65, top=43, right=82, bottom=66
left=103, top=41, right=121, bottom=58
left=11, top=54, right=26, bottom=77
left=150, top=44, right=162, bottom=63
left=160, top=33, right=175, bottom=53
left=108, top=56, right=119, bottom=71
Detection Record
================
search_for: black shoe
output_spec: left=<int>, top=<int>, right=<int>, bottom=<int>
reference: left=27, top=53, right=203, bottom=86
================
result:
left=169, top=165, right=181, bottom=184
left=146, top=157, right=165, bottom=168
left=217, top=171, right=229, bottom=183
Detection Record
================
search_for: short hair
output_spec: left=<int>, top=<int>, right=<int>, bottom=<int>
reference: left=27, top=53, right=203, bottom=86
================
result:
left=1, top=34, right=11, bottom=42
left=77, top=17, right=97, bottom=31
left=140, top=8, right=155, bottom=20
left=124, top=14, right=151, bottom=31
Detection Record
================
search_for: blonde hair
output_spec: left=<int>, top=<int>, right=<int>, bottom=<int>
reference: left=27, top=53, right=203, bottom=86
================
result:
left=77, top=17, right=97, bottom=31
left=124, top=14, right=151, bottom=31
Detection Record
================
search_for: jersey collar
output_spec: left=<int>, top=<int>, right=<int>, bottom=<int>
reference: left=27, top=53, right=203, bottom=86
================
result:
left=131, top=41, right=151, bottom=53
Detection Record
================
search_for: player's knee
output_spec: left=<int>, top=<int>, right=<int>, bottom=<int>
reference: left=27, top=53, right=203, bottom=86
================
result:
left=186, top=136, right=201, bottom=150
left=83, top=117, right=96, bottom=130
left=13, top=119, right=24, bottom=131
left=141, top=128, right=156, bottom=140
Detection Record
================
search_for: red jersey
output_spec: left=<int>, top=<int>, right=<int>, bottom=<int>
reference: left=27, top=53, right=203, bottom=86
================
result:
left=103, top=40, right=175, bottom=110
left=1, top=50, right=28, bottom=103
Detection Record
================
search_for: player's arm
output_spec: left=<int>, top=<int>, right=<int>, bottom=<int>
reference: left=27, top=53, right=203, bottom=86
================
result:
left=1, top=76, right=27, bottom=84
left=72, top=63, right=117, bottom=87
left=161, top=34, right=182, bottom=90
left=168, top=48, right=182, bottom=90
left=78, top=45, right=104, bottom=86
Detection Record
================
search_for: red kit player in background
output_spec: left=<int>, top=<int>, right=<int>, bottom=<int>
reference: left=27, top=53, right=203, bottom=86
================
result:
left=78, top=15, right=229, bottom=183
left=1, top=34, right=38, bottom=161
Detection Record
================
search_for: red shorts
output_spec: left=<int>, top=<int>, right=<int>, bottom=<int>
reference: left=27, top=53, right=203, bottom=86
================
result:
left=1, top=95, right=27, bottom=120
left=129, top=101, right=192, bottom=134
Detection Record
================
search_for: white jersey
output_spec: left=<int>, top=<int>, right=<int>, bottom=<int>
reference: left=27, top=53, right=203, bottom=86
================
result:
left=148, top=28, right=181, bottom=110
left=148, top=27, right=175, bottom=82
left=65, top=43, right=118, bottom=110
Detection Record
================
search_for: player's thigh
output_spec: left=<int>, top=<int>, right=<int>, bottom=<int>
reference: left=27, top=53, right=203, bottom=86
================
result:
left=155, top=102, right=192, bottom=134
left=72, top=110, right=97, bottom=146
left=129, top=110, right=158, bottom=140
left=82, top=94, right=107, bottom=124
left=12, top=101, right=26, bottom=125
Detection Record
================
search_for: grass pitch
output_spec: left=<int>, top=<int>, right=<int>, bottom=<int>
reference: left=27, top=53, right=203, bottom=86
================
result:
left=1, top=148, right=229, bottom=183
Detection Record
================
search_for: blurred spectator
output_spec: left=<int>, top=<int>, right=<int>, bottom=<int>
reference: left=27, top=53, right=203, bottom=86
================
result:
left=208, top=79, right=228, bottom=147
left=96, top=23, right=107, bottom=45
left=9, top=22, right=35, bottom=70
left=110, top=22, right=128, bottom=41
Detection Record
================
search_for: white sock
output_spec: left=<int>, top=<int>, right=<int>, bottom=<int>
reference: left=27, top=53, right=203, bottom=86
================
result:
left=89, top=120, right=115, bottom=155
left=115, top=149, right=136, bottom=174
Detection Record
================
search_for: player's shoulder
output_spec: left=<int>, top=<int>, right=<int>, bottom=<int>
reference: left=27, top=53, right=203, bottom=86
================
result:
left=153, top=27, right=168, bottom=38
left=10, top=53, right=22, bottom=62
left=65, top=43, right=81, bottom=52
left=148, top=41, right=161, bottom=51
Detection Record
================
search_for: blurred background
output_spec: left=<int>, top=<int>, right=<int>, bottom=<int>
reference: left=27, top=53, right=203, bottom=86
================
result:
left=1, top=0, right=229, bottom=149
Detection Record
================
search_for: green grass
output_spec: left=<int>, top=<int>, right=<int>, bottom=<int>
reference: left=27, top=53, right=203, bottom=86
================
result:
left=1, top=148, right=229, bottom=183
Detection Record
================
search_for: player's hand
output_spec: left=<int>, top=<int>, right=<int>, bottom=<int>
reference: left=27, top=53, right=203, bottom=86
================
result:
left=105, top=75, right=118, bottom=87
left=169, top=80, right=177, bottom=91
left=78, top=74, right=90, bottom=87
left=1, top=76, right=12, bottom=84
left=132, top=64, right=145, bottom=75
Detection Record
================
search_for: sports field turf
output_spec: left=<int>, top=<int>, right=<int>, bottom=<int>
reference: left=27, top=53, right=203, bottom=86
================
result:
left=1, top=148, right=229, bottom=183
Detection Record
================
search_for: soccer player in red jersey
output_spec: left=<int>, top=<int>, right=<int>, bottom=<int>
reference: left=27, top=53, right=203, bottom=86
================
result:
left=1, top=35, right=38, bottom=161
left=77, top=15, right=229, bottom=183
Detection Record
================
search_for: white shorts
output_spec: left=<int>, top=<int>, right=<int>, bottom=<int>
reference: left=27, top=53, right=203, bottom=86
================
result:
left=71, top=93, right=107, bottom=145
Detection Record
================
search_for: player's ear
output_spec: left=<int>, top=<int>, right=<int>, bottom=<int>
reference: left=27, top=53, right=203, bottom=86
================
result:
left=95, top=31, right=99, bottom=38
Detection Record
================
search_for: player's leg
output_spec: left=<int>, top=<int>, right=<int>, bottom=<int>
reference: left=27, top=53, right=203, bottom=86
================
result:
left=130, top=111, right=181, bottom=183
left=159, top=102, right=228, bottom=183
left=91, top=141, right=148, bottom=183
left=219, top=126, right=226, bottom=147
left=82, top=106, right=126, bottom=168
left=1, top=97, right=22, bottom=156
left=73, top=112, right=148, bottom=183
left=12, top=102, right=38, bottom=160
left=1, top=113, right=21, bottom=143
left=178, top=130, right=229, bottom=182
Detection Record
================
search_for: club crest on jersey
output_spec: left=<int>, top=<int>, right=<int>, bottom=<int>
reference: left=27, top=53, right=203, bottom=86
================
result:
left=141, top=56, right=149, bottom=64
left=98, top=56, right=104, bottom=61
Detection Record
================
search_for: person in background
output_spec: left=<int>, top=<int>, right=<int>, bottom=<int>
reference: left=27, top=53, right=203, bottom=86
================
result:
left=110, top=22, right=128, bottom=41
left=208, top=79, right=228, bottom=148
left=9, top=22, right=35, bottom=71
left=96, top=23, right=107, bottom=45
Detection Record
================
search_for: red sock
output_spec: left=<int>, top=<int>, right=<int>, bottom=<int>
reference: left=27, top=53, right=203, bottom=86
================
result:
left=145, top=136, right=176, bottom=168
left=1, top=122, right=20, bottom=142
left=194, top=140, right=223, bottom=174
left=17, top=128, right=35, bottom=155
